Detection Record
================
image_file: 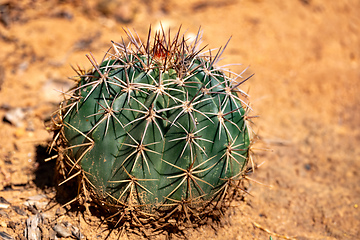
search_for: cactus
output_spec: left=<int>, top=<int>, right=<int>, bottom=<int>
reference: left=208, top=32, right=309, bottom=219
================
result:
left=51, top=27, right=253, bottom=231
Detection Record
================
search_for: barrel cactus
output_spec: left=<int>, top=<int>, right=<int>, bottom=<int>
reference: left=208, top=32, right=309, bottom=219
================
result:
left=50, top=27, right=253, bottom=233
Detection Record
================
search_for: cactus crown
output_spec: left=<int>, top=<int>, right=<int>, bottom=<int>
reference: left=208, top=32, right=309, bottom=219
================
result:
left=51, top=26, right=253, bottom=234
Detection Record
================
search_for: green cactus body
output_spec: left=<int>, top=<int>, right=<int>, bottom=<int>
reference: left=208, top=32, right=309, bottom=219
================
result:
left=54, top=28, right=252, bottom=224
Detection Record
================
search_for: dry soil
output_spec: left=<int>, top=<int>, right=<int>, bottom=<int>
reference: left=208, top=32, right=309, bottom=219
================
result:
left=0, top=0, right=359, bottom=239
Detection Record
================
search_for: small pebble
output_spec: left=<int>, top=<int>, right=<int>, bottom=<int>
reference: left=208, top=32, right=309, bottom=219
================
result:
left=0, top=231, right=15, bottom=240
left=64, top=222, right=84, bottom=239
left=3, top=108, right=26, bottom=127
left=0, top=197, right=10, bottom=209
left=26, top=194, right=47, bottom=202
left=25, top=214, right=43, bottom=240
left=53, top=223, right=72, bottom=238
left=12, top=206, right=27, bottom=216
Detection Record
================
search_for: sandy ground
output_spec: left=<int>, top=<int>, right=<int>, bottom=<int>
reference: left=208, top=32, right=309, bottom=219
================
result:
left=0, top=0, right=359, bottom=239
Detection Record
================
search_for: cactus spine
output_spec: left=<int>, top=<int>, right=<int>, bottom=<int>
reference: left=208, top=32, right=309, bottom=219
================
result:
left=51, top=27, right=253, bottom=231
